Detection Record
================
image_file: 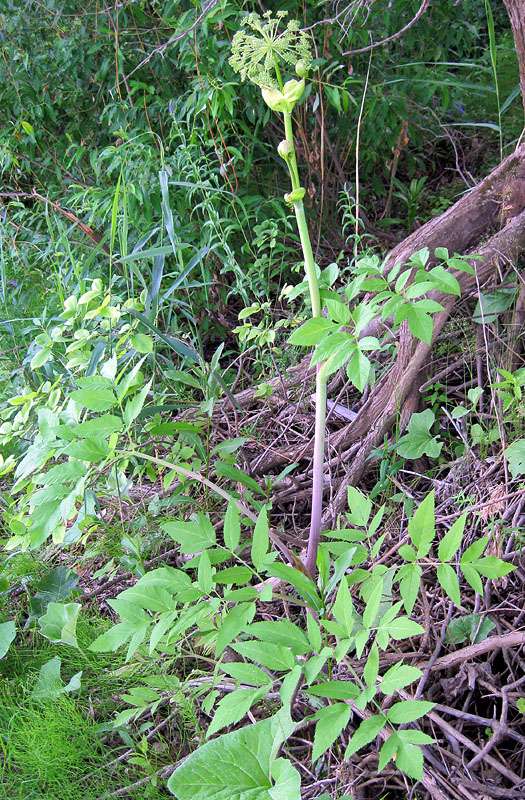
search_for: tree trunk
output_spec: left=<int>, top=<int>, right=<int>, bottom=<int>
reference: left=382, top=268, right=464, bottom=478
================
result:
left=504, top=0, right=525, bottom=115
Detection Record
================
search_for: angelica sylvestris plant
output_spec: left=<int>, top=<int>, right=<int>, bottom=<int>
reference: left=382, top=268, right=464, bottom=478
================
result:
left=231, top=12, right=326, bottom=577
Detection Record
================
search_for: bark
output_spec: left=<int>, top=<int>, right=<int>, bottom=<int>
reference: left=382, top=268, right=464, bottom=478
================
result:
left=504, top=0, right=525, bottom=116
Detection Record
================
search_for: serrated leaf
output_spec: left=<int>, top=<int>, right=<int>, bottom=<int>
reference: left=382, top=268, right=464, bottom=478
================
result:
left=406, top=306, right=434, bottom=345
left=438, top=514, right=466, bottom=562
left=396, top=739, right=424, bottom=780
left=380, top=663, right=422, bottom=695
left=213, top=566, right=253, bottom=584
left=215, top=602, right=256, bottom=656
left=305, top=681, right=359, bottom=700
left=396, top=411, right=442, bottom=460
left=398, top=563, right=422, bottom=614
left=206, top=687, right=266, bottom=737
left=288, top=318, right=335, bottom=346
left=344, top=715, right=386, bottom=758
left=70, top=388, right=117, bottom=411
left=472, top=556, right=516, bottom=578
left=384, top=617, right=424, bottom=640
left=247, top=620, right=311, bottom=655
left=408, top=490, right=435, bottom=557
left=124, top=379, right=152, bottom=428
left=220, top=662, right=272, bottom=687
left=387, top=700, right=434, bottom=724
left=198, top=550, right=213, bottom=594
left=73, top=415, right=123, bottom=437
left=231, top=640, right=295, bottom=672
left=167, top=716, right=279, bottom=800
left=504, top=440, right=525, bottom=478
left=269, top=757, right=301, bottom=800
left=461, top=538, right=489, bottom=563
left=378, top=733, right=399, bottom=772
left=437, top=563, right=461, bottom=606
left=162, top=515, right=216, bottom=553
left=312, top=703, right=352, bottom=761
left=362, top=578, right=382, bottom=629
left=363, top=642, right=379, bottom=687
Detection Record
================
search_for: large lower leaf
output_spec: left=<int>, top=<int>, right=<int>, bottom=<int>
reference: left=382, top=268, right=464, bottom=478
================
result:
left=167, top=716, right=300, bottom=800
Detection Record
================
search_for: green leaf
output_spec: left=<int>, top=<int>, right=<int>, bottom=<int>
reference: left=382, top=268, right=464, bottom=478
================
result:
left=64, top=436, right=109, bottom=462
left=380, top=663, right=422, bottom=696
left=437, top=564, right=461, bottom=606
left=118, top=583, right=173, bottom=613
left=38, top=602, right=81, bottom=648
left=31, top=348, right=52, bottom=370
left=224, top=499, right=241, bottom=551
left=269, top=758, right=301, bottom=800
left=35, top=461, right=88, bottom=486
left=504, top=440, right=525, bottom=478
left=312, top=703, right=352, bottom=761
left=198, top=550, right=213, bottom=594
left=22, top=120, right=35, bottom=135
left=346, top=486, right=372, bottom=527
left=162, top=515, right=216, bottom=553
left=131, top=333, right=154, bottom=353
left=344, top=715, right=386, bottom=758
left=167, top=716, right=278, bottom=799
left=428, top=265, right=461, bottom=296
left=247, top=621, right=311, bottom=655
left=288, top=318, right=335, bottom=346
left=0, top=621, right=16, bottom=658
left=252, top=509, right=269, bottom=571
left=405, top=305, right=434, bottom=344
left=213, top=566, right=253, bottom=585
left=445, top=613, right=495, bottom=645
left=362, top=578, right=383, bottom=629
left=29, top=566, right=79, bottom=617
left=346, top=350, right=371, bottom=392
left=89, top=622, right=137, bottom=652
left=438, top=514, right=466, bottom=562
left=396, top=411, right=442, bottom=459
left=206, top=687, right=267, bottom=738
left=73, top=415, right=123, bottom=437
left=461, top=562, right=484, bottom=596
left=306, top=613, right=322, bottom=653
left=70, top=388, right=117, bottom=411
left=396, top=739, right=424, bottom=780
left=326, top=298, right=351, bottom=325
left=378, top=733, right=399, bottom=772
left=331, top=578, right=356, bottom=637
left=231, top=640, right=295, bottom=672
left=408, top=490, right=435, bottom=557
left=124, top=379, right=152, bottom=428
left=31, top=656, right=82, bottom=700
left=383, top=617, right=424, bottom=640
left=306, top=680, right=359, bottom=700
left=266, top=563, right=322, bottom=611
left=387, top=700, right=434, bottom=724
left=398, top=563, right=422, bottom=614
left=472, top=556, right=515, bottom=578
left=461, top=538, right=489, bottom=562
left=220, top=662, right=272, bottom=687
left=215, top=602, right=256, bottom=656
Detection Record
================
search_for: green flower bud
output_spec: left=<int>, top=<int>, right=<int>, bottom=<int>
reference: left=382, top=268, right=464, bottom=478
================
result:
left=277, top=140, right=294, bottom=160
left=261, top=87, right=293, bottom=113
left=295, top=61, right=308, bottom=79
left=284, top=187, right=306, bottom=205
left=282, top=78, right=305, bottom=104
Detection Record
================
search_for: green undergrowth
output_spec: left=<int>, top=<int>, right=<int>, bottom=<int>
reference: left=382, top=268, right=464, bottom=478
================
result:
left=0, top=613, right=180, bottom=799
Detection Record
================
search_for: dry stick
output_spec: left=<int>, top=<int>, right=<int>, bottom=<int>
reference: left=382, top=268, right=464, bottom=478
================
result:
left=424, top=630, right=525, bottom=673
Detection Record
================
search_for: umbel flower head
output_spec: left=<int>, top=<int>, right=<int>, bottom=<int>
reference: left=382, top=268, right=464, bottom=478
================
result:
left=229, top=11, right=312, bottom=90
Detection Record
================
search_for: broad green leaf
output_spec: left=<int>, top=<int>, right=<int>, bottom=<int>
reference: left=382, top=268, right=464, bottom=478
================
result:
left=220, top=662, right=272, bottom=687
left=437, top=564, right=461, bottom=606
left=387, top=700, right=434, bottom=724
left=362, top=578, right=383, bottom=629
left=29, top=566, right=79, bottom=617
left=384, top=617, right=424, bottom=640
left=38, top=602, right=81, bottom=648
left=247, top=620, right=311, bottom=655
left=378, top=733, right=399, bottom=772
left=70, top=388, right=117, bottom=411
left=305, top=681, right=359, bottom=700
left=306, top=613, right=322, bottom=653
left=504, top=439, right=525, bottom=478
left=461, top=537, right=488, bottom=563
left=438, top=514, right=466, bottom=562
left=312, top=703, right=352, bottom=761
left=408, top=491, right=435, bottom=557
left=206, top=687, right=266, bottom=737
left=346, top=350, right=371, bottom=392
left=231, top=640, right=295, bottom=672
left=215, top=602, right=256, bottom=656
left=31, top=656, right=82, bottom=700
left=460, top=564, right=483, bottom=594
left=35, top=461, right=88, bottom=485
left=428, top=265, right=461, bottom=296
left=213, top=566, right=253, bottom=585
left=406, top=306, right=434, bottom=344
left=269, top=758, right=300, bottom=800
left=118, top=583, right=174, bottom=613
left=73, top=415, right=123, bottom=437
left=396, top=410, right=442, bottom=460
left=346, top=486, right=371, bottom=527
left=473, top=556, right=516, bottom=578
left=89, top=622, right=137, bottom=652
left=131, top=333, right=154, bottom=353
left=345, top=715, right=386, bottom=758
left=266, top=563, right=322, bottom=611
left=0, top=621, right=16, bottom=658
left=168, top=716, right=277, bottom=799
left=396, top=739, right=424, bottom=780
left=288, top=318, right=335, bottom=346
left=326, top=298, right=351, bottom=325
left=64, top=436, right=109, bottom=462
left=332, top=578, right=356, bottom=637
left=31, top=348, right=52, bottom=370
left=445, top=613, right=495, bottom=645
left=224, top=499, right=240, bottom=551
left=162, top=515, right=216, bottom=553
left=252, top=509, right=269, bottom=571
left=380, top=663, right=422, bottom=695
